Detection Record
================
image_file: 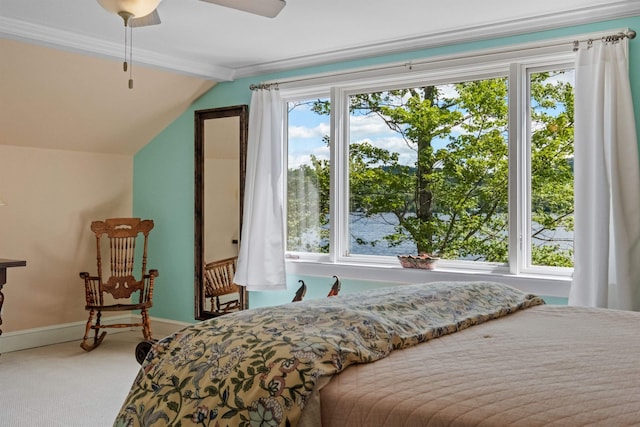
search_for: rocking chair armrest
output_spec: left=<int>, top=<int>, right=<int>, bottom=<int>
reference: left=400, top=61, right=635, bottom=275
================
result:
left=79, top=272, right=98, bottom=280
left=148, top=269, right=159, bottom=278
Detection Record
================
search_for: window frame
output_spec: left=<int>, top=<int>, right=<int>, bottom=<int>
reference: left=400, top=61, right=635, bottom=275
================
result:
left=510, top=60, right=576, bottom=277
left=333, top=68, right=513, bottom=271
left=278, top=31, right=622, bottom=297
left=284, top=88, right=332, bottom=263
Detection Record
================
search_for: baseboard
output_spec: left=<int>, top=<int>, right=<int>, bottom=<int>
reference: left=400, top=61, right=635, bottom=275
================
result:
left=150, top=317, right=192, bottom=339
left=0, top=315, right=192, bottom=354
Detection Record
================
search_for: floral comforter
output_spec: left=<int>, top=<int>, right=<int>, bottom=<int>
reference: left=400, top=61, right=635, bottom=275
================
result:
left=114, top=281, right=544, bottom=427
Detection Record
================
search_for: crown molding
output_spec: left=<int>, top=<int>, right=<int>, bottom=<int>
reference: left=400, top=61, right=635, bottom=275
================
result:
left=0, top=16, right=235, bottom=81
left=1, top=1, right=639, bottom=81
left=233, top=0, right=640, bottom=78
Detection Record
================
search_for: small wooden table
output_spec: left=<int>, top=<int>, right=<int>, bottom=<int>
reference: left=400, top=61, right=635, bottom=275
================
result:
left=0, top=259, right=27, bottom=337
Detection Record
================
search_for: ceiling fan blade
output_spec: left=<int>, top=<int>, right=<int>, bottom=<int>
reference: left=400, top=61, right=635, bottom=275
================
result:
left=200, top=0, right=286, bottom=18
left=131, top=9, right=161, bottom=27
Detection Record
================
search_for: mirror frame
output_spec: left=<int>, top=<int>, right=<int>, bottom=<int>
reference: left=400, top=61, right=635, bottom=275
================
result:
left=194, top=105, right=248, bottom=320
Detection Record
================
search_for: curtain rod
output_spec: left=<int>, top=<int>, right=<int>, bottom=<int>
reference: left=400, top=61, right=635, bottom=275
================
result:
left=572, top=29, right=635, bottom=51
left=250, top=29, right=636, bottom=91
left=249, top=83, right=279, bottom=90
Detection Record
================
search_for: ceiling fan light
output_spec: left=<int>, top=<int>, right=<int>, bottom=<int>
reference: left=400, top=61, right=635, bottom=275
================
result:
left=97, top=0, right=161, bottom=18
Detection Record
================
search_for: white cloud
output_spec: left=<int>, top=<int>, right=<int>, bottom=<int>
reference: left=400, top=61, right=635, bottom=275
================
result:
left=349, top=114, right=391, bottom=137
left=439, top=84, right=459, bottom=98
left=288, top=142, right=330, bottom=169
left=288, top=153, right=313, bottom=169
left=542, top=69, right=575, bottom=85
left=289, top=122, right=330, bottom=139
left=351, top=135, right=416, bottom=166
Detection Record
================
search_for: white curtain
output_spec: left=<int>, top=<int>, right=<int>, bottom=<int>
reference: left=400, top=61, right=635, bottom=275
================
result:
left=569, top=40, right=640, bottom=311
left=234, top=88, right=287, bottom=291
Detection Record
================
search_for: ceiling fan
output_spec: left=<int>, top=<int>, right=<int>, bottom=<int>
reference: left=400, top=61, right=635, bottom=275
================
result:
left=97, top=0, right=287, bottom=27
left=97, top=0, right=286, bottom=88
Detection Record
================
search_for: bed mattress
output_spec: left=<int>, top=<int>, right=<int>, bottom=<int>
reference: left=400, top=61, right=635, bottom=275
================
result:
left=316, top=305, right=640, bottom=426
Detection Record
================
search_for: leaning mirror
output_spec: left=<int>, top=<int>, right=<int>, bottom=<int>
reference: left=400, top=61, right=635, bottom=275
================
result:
left=195, top=105, right=248, bottom=320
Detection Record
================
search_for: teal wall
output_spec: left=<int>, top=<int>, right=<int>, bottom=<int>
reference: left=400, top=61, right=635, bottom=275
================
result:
left=134, top=16, right=640, bottom=322
left=244, top=276, right=569, bottom=308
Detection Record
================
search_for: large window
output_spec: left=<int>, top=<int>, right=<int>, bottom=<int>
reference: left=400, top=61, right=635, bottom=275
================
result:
left=285, top=53, right=574, bottom=276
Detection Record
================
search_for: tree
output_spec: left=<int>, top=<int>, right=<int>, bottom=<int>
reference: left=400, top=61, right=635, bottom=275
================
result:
left=288, top=71, right=574, bottom=266
left=528, top=72, right=575, bottom=267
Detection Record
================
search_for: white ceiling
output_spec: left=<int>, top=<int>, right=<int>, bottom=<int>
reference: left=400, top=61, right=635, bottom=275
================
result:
left=1, top=0, right=639, bottom=155
left=3, top=0, right=639, bottom=81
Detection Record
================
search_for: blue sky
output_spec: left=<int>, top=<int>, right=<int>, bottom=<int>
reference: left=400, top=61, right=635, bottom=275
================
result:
left=286, top=70, right=574, bottom=170
left=287, top=97, right=415, bottom=169
left=288, top=100, right=331, bottom=169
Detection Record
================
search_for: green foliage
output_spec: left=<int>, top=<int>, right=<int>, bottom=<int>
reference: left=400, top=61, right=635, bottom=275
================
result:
left=287, top=71, right=574, bottom=267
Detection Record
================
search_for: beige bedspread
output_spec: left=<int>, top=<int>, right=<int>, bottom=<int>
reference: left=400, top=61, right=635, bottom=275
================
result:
left=115, top=281, right=542, bottom=427
left=316, top=305, right=640, bottom=426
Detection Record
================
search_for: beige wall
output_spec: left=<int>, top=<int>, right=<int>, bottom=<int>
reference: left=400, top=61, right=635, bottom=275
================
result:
left=0, top=145, right=132, bottom=333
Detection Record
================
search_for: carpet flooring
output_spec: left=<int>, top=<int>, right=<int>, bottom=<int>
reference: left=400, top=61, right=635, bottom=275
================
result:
left=0, top=331, right=143, bottom=427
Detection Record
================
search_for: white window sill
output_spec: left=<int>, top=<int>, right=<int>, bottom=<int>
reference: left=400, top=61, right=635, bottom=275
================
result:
left=285, top=258, right=571, bottom=298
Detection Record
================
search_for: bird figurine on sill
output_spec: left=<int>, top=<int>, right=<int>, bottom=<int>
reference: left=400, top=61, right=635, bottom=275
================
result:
left=292, top=280, right=307, bottom=302
left=327, top=275, right=341, bottom=297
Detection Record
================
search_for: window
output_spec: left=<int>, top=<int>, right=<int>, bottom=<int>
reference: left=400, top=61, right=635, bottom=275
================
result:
left=285, top=49, right=575, bottom=277
left=527, top=68, right=574, bottom=269
left=287, top=98, right=330, bottom=254
left=346, top=79, right=510, bottom=262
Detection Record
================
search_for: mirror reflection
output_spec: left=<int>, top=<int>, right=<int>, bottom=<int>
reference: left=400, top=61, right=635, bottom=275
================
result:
left=195, top=105, right=248, bottom=319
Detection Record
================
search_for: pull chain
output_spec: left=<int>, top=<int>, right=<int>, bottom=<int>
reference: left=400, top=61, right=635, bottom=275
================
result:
left=129, top=24, right=133, bottom=89
left=118, top=12, right=134, bottom=89
left=123, top=18, right=128, bottom=72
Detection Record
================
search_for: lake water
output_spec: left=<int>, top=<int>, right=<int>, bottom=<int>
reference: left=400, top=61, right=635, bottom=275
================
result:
left=293, top=212, right=572, bottom=260
left=348, top=212, right=573, bottom=258
left=349, top=213, right=417, bottom=256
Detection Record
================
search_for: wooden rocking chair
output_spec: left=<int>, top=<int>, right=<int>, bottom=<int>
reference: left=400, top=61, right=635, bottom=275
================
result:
left=204, top=256, right=244, bottom=314
left=80, top=218, right=158, bottom=351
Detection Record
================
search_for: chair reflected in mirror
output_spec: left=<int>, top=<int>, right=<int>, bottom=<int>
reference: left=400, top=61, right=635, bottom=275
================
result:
left=204, top=256, right=245, bottom=315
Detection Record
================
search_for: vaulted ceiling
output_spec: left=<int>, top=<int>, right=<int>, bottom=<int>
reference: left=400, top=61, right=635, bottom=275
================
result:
left=1, top=0, right=639, bottom=154
left=0, top=37, right=214, bottom=155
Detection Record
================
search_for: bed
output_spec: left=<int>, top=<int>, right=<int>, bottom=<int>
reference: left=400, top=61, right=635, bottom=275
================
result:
left=115, top=281, right=640, bottom=426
